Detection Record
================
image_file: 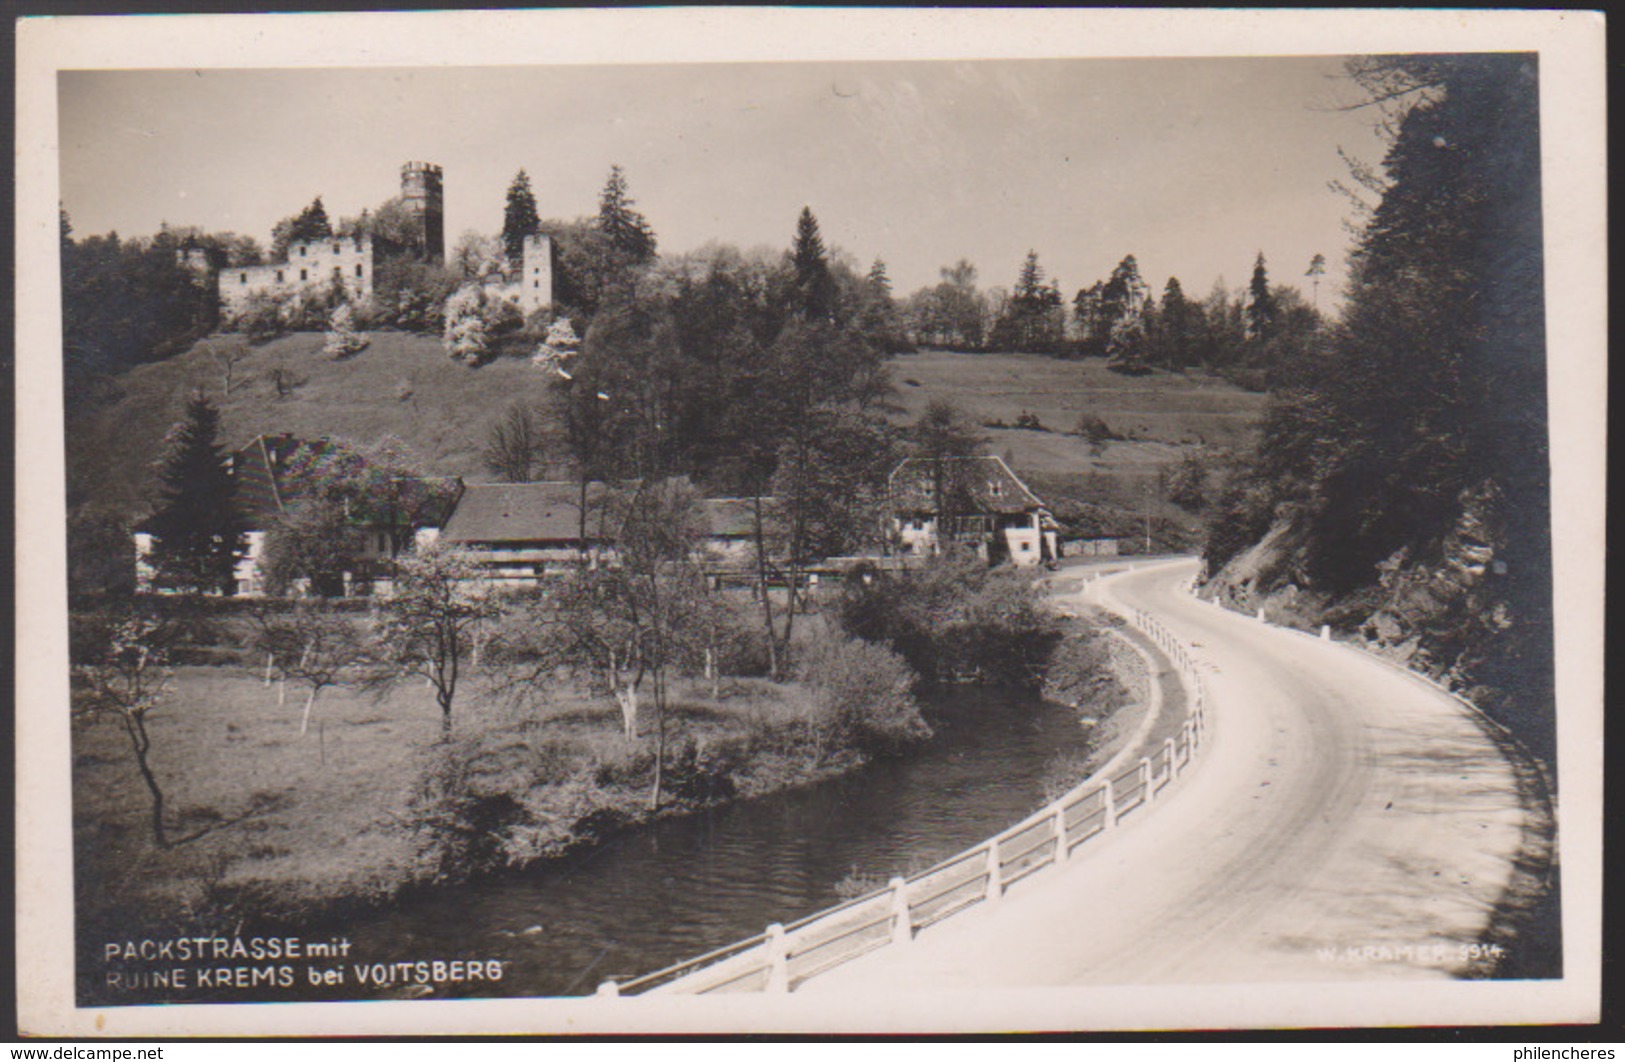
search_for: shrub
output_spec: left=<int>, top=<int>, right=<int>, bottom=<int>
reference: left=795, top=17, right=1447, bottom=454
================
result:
left=1014, top=410, right=1045, bottom=431
left=795, top=628, right=928, bottom=755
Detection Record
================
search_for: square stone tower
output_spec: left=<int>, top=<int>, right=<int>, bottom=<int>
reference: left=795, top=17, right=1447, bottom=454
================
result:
left=399, top=161, right=445, bottom=262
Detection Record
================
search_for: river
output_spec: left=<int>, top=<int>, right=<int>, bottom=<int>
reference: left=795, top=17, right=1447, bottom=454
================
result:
left=307, top=685, right=1094, bottom=1000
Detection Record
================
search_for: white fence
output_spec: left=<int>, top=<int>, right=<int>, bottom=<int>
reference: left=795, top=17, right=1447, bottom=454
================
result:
left=600, top=602, right=1207, bottom=997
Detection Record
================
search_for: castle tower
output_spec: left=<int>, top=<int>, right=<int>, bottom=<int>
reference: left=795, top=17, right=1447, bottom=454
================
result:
left=399, top=161, right=445, bottom=262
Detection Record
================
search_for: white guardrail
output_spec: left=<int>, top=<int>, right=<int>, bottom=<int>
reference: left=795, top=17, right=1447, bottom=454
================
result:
left=599, top=596, right=1208, bottom=997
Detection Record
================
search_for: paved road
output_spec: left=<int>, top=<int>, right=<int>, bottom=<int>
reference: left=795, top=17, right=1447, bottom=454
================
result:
left=809, top=559, right=1542, bottom=991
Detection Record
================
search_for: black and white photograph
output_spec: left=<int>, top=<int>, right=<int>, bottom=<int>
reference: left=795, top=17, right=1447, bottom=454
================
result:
left=14, top=8, right=1605, bottom=1037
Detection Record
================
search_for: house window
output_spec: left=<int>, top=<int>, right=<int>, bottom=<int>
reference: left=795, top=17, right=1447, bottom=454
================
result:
left=300, top=269, right=307, bottom=282
left=534, top=280, right=540, bottom=288
left=298, top=245, right=306, bottom=257
left=356, top=264, right=364, bottom=278
left=276, top=270, right=284, bottom=283
left=333, top=243, right=341, bottom=255
left=239, top=272, right=247, bottom=284
left=1019, top=541, right=1031, bottom=551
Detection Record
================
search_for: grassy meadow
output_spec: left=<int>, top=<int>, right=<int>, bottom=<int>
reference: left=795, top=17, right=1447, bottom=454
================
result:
left=71, top=657, right=847, bottom=943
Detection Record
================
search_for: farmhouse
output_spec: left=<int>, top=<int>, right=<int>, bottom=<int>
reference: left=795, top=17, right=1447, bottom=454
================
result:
left=438, top=482, right=768, bottom=585
left=888, top=455, right=1060, bottom=568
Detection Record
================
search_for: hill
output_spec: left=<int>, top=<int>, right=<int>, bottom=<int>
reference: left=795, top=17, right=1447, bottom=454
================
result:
left=70, top=336, right=1266, bottom=549
left=69, top=331, right=567, bottom=517
left=885, top=350, right=1267, bottom=544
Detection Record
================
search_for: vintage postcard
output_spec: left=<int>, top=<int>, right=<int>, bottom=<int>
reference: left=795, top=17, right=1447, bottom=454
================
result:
left=14, top=8, right=1606, bottom=1037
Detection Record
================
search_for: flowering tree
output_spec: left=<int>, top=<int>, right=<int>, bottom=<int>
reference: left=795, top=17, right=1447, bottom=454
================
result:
left=532, top=316, right=581, bottom=378
left=443, top=285, right=491, bottom=365
left=75, top=616, right=175, bottom=846
left=322, top=301, right=369, bottom=360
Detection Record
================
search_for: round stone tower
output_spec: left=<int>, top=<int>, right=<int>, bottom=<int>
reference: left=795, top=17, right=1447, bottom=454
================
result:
left=399, top=161, right=445, bottom=262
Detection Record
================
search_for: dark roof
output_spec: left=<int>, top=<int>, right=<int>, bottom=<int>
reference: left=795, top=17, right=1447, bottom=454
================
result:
left=888, top=455, right=1047, bottom=515
left=441, top=482, right=622, bottom=544
left=440, top=484, right=769, bottom=545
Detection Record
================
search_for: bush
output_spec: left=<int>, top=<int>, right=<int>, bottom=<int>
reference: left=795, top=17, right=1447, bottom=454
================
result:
left=836, top=553, right=1059, bottom=687
left=1014, top=410, right=1046, bottom=431
left=795, top=628, right=928, bottom=755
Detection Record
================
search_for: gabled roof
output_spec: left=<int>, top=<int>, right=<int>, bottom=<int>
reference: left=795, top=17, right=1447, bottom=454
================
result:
left=441, top=481, right=622, bottom=545
left=888, top=455, right=1047, bottom=516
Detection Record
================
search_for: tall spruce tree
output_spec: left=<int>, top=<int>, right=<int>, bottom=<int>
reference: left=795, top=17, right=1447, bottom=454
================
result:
left=1246, top=251, right=1277, bottom=344
left=145, top=393, right=246, bottom=593
left=501, top=169, right=541, bottom=265
left=789, top=206, right=836, bottom=322
left=596, top=165, right=658, bottom=265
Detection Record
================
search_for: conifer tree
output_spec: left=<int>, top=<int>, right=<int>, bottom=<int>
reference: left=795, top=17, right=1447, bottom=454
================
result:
left=596, top=165, right=657, bottom=265
left=145, top=393, right=246, bottom=593
left=789, top=206, right=836, bottom=321
left=1246, top=251, right=1277, bottom=343
left=502, top=169, right=541, bottom=265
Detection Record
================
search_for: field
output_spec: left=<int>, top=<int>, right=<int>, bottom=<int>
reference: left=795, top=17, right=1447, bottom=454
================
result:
left=888, top=350, right=1267, bottom=544
left=71, top=658, right=841, bottom=941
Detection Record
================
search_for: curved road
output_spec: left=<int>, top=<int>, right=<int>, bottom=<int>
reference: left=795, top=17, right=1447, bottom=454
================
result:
left=809, top=559, right=1545, bottom=991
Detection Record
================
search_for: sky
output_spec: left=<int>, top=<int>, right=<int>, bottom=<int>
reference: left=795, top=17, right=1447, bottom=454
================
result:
left=58, top=57, right=1389, bottom=305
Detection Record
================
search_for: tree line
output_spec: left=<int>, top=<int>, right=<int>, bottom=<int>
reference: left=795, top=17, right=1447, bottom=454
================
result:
left=1199, top=54, right=1552, bottom=755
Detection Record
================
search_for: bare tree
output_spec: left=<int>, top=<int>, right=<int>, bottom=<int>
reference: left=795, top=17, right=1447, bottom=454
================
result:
left=482, top=402, right=544, bottom=483
left=366, top=544, right=501, bottom=734
left=211, top=340, right=250, bottom=397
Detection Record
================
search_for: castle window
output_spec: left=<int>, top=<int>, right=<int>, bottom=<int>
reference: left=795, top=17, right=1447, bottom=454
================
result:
left=298, top=245, right=306, bottom=257
left=300, top=269, right=307, bottom=282
left=239, top=273, right=247, bottom=284
left=276, top=270, right=284, bottom=283
left=534, top=280, right=540, bottom=288
left=333, top=243, right=341, bottom=255
left=356, top=264, right=364, bottom=278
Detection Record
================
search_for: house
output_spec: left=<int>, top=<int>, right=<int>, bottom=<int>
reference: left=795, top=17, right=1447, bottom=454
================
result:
left=437, top=481, right=623, bottom=585
left=887, top=455, right=1060, bottom=568
left=136, top=433, right=461, bottom=596
left=437, top=482, right=770, bottom=585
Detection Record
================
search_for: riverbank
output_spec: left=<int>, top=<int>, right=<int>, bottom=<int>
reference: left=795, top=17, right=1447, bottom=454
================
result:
left=71, top=600, right=1142, bottom=1003
left=71, top=666, right=861, bottom=952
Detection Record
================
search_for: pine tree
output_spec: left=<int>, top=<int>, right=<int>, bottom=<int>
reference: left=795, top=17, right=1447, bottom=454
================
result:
left=1305, top=253, right=1327, bottom=309
left=789, top=206, right=836, bottom=321
left=596, top=165, right=657, bottom=265
left=866, top=257, right=891, bottom=298
left=1246, top=251, right=1277, bottom=343
left=1158, top=276, right=1191, bottom=370
left=145, top=393, right=246, bottom=593
left=502, top=169, right=541, bottom=265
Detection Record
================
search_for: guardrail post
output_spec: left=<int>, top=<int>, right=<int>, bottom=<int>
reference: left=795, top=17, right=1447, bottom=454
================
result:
left=889, top=877, right=912, bottom=945
left=1321, top=624, right=1331, bottom=641
left=1165, top=737, right=1177, bottom=779
left=1256, top=607, right=1266, bottom=622
left=985, top=844, right=1003, bottom=902
left=764, top=923, right=789, bottom=992
left=1052, top=806, right=1069, bottom=862
left=1141, top=756, right=1155, bottom=802
left=596, top=980, right=620, bottom=998
left=1103, top=777, right=1116, bottom=829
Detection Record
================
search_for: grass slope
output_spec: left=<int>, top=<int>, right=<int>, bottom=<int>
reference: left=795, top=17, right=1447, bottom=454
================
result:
left=74, top=331, right=563, bottom=516
left=887, top=350, right=1266, bottom=543
left=75, top=337, right=1266, bottom=547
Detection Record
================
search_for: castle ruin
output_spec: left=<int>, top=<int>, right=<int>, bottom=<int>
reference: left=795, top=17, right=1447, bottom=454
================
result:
left=216, top=162, right=553, bottom=319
